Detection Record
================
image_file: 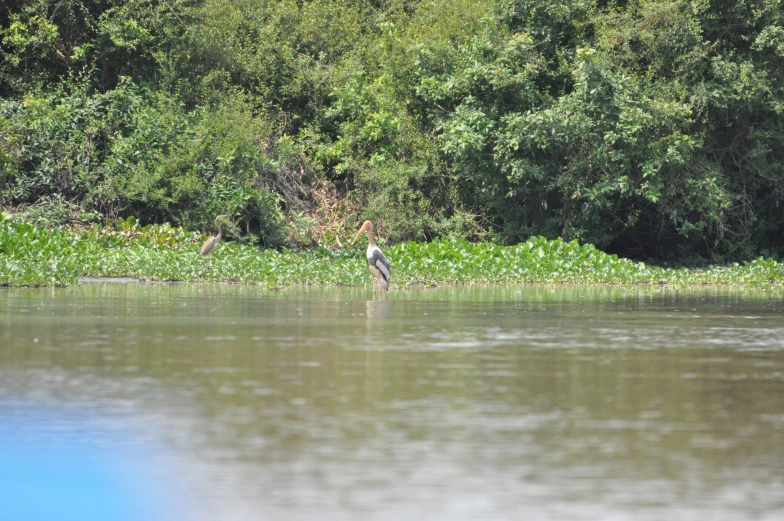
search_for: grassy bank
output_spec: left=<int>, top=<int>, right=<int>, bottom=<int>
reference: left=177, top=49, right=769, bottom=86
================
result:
left=1, top=221, right=784, bottom=289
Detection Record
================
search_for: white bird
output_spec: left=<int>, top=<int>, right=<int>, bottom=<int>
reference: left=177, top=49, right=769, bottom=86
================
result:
left=199, top=215, right=229, bottom=255
left=352, top=220, right=390, bottom=297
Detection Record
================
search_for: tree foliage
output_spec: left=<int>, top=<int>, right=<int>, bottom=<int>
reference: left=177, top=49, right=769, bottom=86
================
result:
left=1, top=0, right=783, bottom=259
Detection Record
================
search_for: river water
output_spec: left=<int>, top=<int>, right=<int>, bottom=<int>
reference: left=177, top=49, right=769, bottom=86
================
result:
left=1, top=284, right=783, bottom=520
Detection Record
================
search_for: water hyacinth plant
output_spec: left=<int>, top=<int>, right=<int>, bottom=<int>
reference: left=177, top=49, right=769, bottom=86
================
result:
left=1, top=220, right=784, bottom=288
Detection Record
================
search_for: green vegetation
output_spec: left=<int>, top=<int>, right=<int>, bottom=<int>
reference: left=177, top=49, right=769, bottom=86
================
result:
left=2, top=0, right=784, bottom=262
left=2, top=220, right=783, bottom=288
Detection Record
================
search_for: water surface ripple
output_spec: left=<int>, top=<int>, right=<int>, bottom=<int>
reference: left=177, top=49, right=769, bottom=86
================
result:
left=1, top=284, right=784, bottom=520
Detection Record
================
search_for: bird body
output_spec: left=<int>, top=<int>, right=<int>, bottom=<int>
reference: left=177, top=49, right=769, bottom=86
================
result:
left=352, top=220, right=390, bottom=296
left=366, top=245, right=390, bottom=292
left=199, top=215, right=228, bottom=255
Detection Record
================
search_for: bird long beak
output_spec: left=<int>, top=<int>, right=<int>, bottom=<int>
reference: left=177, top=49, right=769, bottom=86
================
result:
left=352, top=221, right=370, bottom=243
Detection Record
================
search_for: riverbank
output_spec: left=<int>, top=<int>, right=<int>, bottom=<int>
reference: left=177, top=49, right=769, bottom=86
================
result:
left=1, top=221, right=783, bottom=288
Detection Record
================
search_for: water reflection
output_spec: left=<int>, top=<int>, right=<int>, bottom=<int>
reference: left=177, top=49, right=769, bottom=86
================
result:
left=1, top=284, right=784, bottom=520
left=0, top=403, right=179, bottom=521
left=366, top=299, right=390, bottom=320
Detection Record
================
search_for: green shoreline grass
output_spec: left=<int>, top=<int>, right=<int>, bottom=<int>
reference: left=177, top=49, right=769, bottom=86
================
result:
left=2, top=221, right=784, bottom=289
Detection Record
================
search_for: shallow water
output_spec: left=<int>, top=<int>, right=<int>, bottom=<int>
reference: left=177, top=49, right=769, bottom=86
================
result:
left=1, top=284, right=784, bottom=520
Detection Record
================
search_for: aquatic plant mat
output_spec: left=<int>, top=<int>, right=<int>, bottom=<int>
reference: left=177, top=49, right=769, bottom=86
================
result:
left=2, top=222, right=784, bottom=288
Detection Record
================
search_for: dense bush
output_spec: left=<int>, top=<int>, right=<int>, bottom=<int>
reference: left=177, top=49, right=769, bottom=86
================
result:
left=1, top=80, right=291, bottom=245
left=2, top=0, right=784, bottom=260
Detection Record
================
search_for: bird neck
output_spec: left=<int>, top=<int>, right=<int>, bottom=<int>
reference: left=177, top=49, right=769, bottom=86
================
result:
left=367, top=227, right=376, bottom=247
left=216, top=225, right=223, bottom=239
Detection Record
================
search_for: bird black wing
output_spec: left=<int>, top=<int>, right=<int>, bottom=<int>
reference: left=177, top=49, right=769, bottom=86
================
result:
left=369, top=249, right=391, bottom=282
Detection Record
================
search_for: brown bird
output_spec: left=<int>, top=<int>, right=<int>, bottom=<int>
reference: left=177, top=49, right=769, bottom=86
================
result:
left=199, top=215, right=229, bottom=255
left=352, top=220, right=390, bottom=296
